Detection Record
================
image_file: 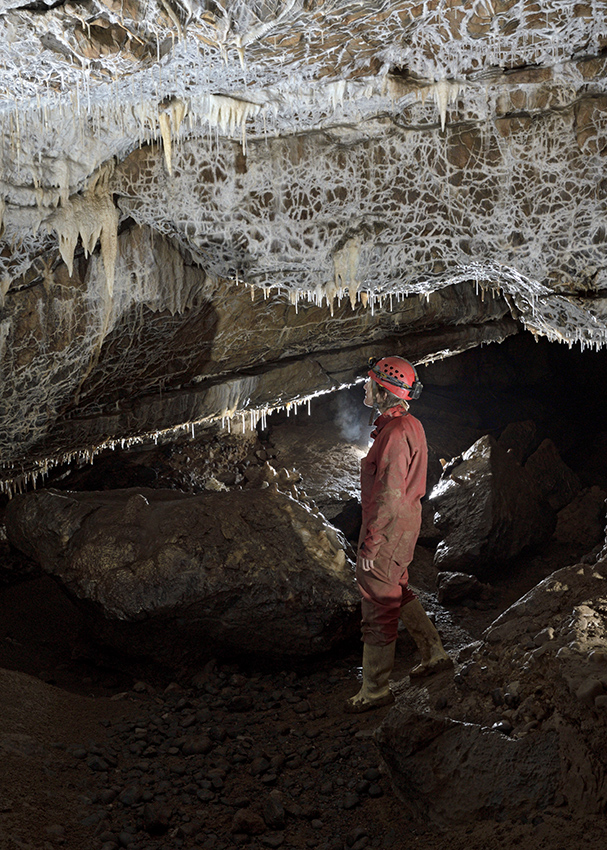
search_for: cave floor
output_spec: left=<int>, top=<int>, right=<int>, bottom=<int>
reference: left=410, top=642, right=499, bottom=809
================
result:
left=0, top=554, right=604, bottom=850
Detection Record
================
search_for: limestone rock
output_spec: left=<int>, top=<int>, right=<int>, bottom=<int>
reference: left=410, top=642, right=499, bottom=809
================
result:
left=4, top=487, right=358, bottom=661
left=2, top=3, right=607, bottom=493
left=376, top=559, right=607, bottom=826
left=436, top=571, right=491, bottom=605
left=430, top=434, right=555, bottom=579
left=524, top=438, right=582, bottom=512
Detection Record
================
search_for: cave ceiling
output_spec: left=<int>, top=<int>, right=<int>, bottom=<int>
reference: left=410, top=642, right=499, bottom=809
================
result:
left=1, top=0, right=607, bottom=491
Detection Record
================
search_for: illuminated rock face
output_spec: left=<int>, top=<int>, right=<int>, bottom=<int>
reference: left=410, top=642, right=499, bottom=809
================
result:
left=1, top=2, right=607, bottom=482
left=430, top=435, right=556, bottom=578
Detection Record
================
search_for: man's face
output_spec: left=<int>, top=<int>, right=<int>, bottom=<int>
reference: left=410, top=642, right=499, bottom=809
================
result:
left=364, top=378, right=374, bottom=408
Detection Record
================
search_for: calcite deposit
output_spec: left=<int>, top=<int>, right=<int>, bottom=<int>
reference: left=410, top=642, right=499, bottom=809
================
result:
left=1, top=1, right=607, bottom=490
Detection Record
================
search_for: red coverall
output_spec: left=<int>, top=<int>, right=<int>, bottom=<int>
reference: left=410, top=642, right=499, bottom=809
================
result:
left=357, top=405, right=428, bottom=646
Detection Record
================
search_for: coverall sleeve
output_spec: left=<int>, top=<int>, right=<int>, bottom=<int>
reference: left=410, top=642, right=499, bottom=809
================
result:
left=360, top=427, right=413, bottom=561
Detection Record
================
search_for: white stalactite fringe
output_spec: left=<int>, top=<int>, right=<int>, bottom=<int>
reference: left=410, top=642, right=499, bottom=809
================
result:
left=44, top=164, right=119, bottom=298
left=416, top=79, right=464, bottom=131
left=0, top=275, right=10, bottom=309
left=207, top=94, right=262, bottom=154
left=333, top=235, right=362, bottom=309
left=158, top=98, right=188, bottom=175
left=0, top=385, right=336, bottom=497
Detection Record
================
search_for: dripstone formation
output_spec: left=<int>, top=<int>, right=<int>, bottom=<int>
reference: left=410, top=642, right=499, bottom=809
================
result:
left=1, top=2, right=607, bottom=488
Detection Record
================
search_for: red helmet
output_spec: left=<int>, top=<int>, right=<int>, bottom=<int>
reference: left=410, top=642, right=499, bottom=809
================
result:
left=368, top=356, right=423, bottom=401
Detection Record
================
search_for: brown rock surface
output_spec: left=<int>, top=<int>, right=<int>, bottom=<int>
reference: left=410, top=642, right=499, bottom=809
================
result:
left=5, top=486, right=358, bottom=660
left=430, top=435, right=555, bottom=578
left=377, top=558, right=607, bottom=826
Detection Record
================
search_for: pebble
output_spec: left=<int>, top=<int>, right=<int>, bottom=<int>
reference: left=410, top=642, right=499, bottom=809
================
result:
left=197, top=789, right=215, bottom=802
left=118, top=785, right=141, bottom=806
left=72, top=747, right=88, bottom=759
left=263, top=790, right=286, bottom=829
left=346, top=827, right=368, bottom=846
left=232, top=808, right=267, bottom=835
left=491, top=687, right=504, bottom=706
left=260, top=835, right=284, bottom=848
left=342, top=793, right=360, bottom=810
left=181, top=735, right=212, bottom=755
left=576, top=678, right=604, bottom=706
left=250, top=757, right=271, bottom=775
left=45, top=824, right=65, bottom=839
left=47, top=661, right=456, bottom=848
left=362, top=768, right=381, bottom=782
left=143, top=802, right=171, bottom=836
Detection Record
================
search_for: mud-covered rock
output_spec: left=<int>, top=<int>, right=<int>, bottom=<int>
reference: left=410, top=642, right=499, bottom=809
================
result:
left=377, top=559, right=607, bottom=826
left=430, top=435, right=555, bottom=579
left=5, top=487, right=358, bottom=661
left=376, top=710, right=560, bottom=827
left=524, top=438, right=582, bottom=512
left=436, top=572, right=491, bottom=605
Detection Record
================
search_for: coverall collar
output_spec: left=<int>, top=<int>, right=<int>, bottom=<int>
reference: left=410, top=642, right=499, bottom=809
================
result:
left=371, top=405, right=409, bottom=439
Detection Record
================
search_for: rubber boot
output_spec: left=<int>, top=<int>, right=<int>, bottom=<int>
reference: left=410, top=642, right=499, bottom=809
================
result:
left=344, top=641, right=396, bottom=713
left=399, top=598, right=453, bottom=678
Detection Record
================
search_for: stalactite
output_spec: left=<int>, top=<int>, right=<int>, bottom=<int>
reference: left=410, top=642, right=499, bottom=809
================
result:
left=45, top=163, right=119, bottom=298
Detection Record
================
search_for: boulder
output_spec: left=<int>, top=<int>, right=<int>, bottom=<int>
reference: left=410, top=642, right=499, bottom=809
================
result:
left=376, top=711, right=560, bottom=827
left=376, top=559, right=607, bottom=826
left=553, top=485, right=606, bottom=549
left=4, top=487, right=358, bottom=661
left=524, top=438, right=582, bottom=511
left=436, top=571, right=492, bottom=605
left=430, top=434, right=555, bottom=579
left=496, top=419, right=538, bottom=464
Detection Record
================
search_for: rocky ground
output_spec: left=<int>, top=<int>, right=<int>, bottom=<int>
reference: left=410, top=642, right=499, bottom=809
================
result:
left=1, top=531, right=606, bottom=850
